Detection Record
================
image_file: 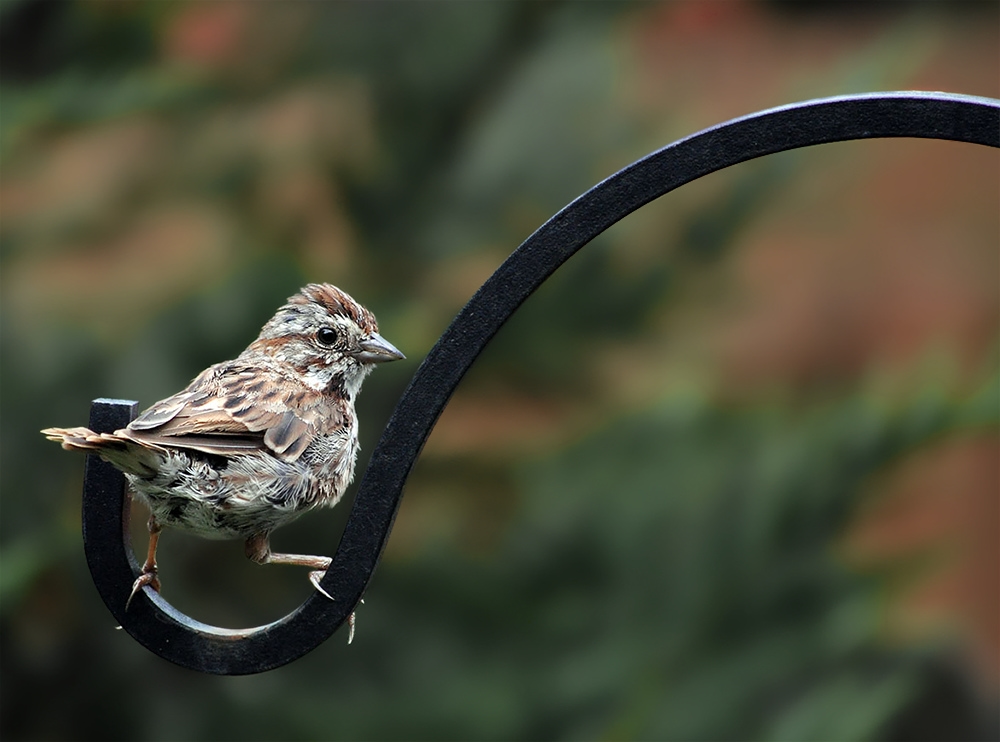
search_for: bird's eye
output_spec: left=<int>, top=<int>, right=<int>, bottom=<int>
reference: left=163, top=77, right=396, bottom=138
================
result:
left=316, top=327, right=339, bottom=346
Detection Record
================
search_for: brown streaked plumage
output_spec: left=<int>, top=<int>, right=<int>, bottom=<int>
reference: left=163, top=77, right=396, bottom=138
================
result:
left=42, top=283, right=404, bottom=642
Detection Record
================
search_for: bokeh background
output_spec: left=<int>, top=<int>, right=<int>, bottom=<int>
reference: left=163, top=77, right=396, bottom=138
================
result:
left=1, top=1, right=997, bottom=740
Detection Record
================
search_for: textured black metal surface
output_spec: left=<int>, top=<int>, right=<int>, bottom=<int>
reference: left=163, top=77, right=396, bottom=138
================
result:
left=80, top=92, right=1000, bottom=674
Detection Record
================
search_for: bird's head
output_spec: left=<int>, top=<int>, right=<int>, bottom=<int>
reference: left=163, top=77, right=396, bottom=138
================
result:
left=247, top=283, right=404, bottom=399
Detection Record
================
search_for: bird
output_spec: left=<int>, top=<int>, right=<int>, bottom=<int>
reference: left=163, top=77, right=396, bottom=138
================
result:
left=42, top=283, right=404, bottom=643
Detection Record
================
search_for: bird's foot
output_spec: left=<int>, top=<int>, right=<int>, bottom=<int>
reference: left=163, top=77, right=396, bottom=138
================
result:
left=126, top=567, right=160, bottom=610
left=308, top=569, right=334, bottom=601
left=307, top=570, right=360, bottom=644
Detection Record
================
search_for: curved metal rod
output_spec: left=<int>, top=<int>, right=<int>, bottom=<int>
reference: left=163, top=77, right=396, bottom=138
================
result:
left=82, top=91, right=1000, bottom=674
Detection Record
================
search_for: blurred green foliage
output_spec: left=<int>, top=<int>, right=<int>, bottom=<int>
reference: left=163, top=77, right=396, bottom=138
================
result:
left=356, top=380, right=995, bottom=741
left=1, top=1, right=997, bottom=740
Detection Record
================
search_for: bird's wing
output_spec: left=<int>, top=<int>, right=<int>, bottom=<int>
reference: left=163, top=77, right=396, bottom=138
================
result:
left=124, top=363, right=344, bottom=462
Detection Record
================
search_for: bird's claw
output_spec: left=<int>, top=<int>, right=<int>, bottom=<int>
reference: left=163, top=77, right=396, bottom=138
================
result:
left=126, top=568, right=160, bottom=610
left=308, top=570, right=360, bottom=644
left=308, top=569, right=334, bottom=600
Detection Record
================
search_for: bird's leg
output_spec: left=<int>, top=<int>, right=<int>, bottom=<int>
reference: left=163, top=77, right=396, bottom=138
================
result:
left=245, top=533, right=356, bottom=643
left=126, top=515, right=162, bottom=609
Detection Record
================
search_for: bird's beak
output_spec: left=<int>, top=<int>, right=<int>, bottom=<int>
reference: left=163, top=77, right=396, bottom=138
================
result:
left=356, top=333, right=405, bottom=364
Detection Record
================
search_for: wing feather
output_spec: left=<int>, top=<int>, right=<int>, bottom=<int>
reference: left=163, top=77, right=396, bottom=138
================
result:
left=123, top=360, right=343, bottom=461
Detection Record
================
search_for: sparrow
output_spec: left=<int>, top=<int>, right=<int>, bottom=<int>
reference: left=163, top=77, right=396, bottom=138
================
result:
left=42, top=283, right=404, bottom=642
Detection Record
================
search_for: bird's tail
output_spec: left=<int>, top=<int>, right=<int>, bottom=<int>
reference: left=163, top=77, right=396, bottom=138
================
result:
left=41, top=427, right=159, bottom=477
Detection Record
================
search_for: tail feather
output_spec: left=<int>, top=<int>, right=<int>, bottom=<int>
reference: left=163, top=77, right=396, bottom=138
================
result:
left=42, top=426, right=119, bottom=451
left=41, top=426, right=160, bottom=477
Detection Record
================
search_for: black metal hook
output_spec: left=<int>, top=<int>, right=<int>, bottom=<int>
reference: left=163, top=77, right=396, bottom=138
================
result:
left=81, top=92, right=1000, bottom=674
